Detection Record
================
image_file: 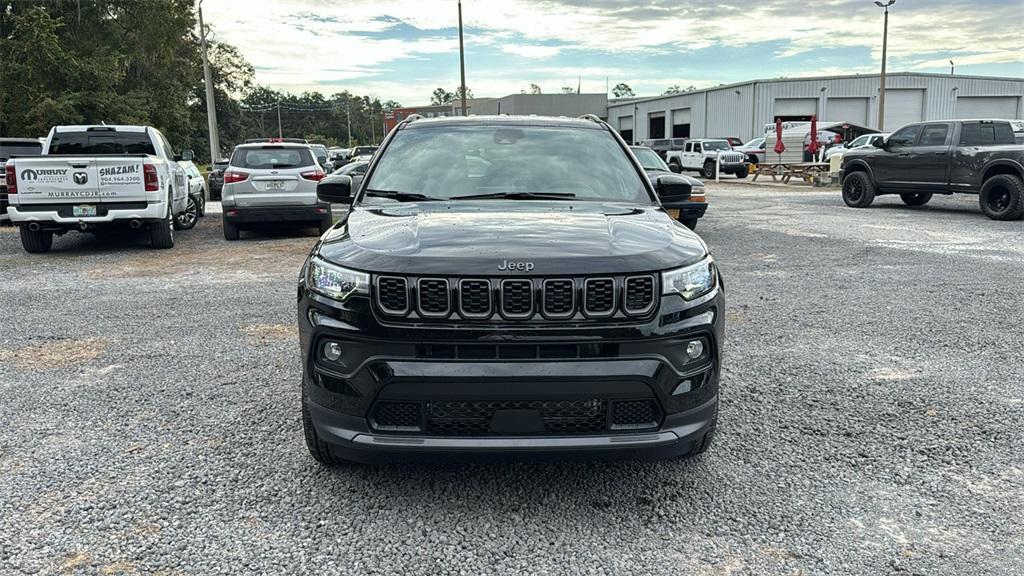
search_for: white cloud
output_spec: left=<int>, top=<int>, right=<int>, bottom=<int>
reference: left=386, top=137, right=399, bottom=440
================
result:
left=501, top=45, right=561, bottom=58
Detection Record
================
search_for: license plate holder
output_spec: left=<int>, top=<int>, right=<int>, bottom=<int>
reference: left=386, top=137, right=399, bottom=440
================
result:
left=266, top=181, right=285, bottom=191
left=73, top=205, right=97, bottom=217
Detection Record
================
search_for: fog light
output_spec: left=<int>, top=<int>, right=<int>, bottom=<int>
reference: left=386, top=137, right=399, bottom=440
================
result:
left=685, top=340, right=705, bottom=360
left=672, top=379, right=694, bottom=395
left=323, top=341, right=343, bottom=361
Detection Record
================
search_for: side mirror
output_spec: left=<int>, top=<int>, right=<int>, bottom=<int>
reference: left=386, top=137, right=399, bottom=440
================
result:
left=654, top=174, right=692, bottom=206
left=181, top=149, right=194, bottom=161
left=669, top=164, right=682, bottom=174
left=874, top=138, right=886, bottom=148
left=317, top=175, right=353, bottom=204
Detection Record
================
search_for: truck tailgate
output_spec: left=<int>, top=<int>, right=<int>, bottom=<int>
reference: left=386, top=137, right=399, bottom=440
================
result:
left=13, top=156, right=148, bottom=204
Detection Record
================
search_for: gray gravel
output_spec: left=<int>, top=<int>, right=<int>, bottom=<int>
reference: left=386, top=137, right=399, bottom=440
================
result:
left=1, top=189, right=1022, bottom=575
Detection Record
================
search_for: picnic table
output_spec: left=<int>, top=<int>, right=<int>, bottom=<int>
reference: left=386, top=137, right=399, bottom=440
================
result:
left=751, top=163, right=830, bottom=184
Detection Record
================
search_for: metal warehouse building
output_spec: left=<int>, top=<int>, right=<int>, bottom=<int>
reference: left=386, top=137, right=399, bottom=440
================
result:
left=607, top=72, right=1024, bottom=144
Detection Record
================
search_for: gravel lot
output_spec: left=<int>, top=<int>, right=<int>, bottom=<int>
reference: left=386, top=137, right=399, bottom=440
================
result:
left=1, top=187, right=1022, bottom=575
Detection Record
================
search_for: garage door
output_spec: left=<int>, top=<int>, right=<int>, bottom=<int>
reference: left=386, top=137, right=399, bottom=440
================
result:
left=618, top=116, right=634, bottom=143
left=774, top=98, right=818, bottom=119
left=671, top=108, right=691, bottom=138
left=827, top=97, right=868, bottom=124
left=955, top=96, right=1020, bottom=119
left=883, top=89, right=923, bottom=131
left=648, top=111, right=666, bottom=139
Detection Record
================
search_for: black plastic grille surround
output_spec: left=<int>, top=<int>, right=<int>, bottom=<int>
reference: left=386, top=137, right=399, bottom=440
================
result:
left=368, top=398, right=662, bottom=436
left=376, top=274, right=659, bottom=322
left=376, top=276, right=408, bottom=314
left=624, top=275, right=655, bottom=313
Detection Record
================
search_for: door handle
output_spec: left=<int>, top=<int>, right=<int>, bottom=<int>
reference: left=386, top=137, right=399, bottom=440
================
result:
left=934, top=152, right=945, bottom=156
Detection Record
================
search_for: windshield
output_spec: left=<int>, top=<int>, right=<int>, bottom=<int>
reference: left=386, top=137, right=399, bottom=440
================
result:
left=48, top=131, right=156, bottom=155
left=0, top=141, right=42, bottom=161
left=229, top=146, right=314, bottom=169
left=702, top=141, right=730, bottom=151
left=362, top=125, right=650, bottom=204
left=631, top=147, right=669, bottom=171
left=743, top=138, right=764, bottom=149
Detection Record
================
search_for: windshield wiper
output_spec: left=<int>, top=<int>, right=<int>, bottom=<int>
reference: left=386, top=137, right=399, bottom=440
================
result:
left=450, top=191, right=576, bottom=200
left=364, top=189, right=442, bottom=202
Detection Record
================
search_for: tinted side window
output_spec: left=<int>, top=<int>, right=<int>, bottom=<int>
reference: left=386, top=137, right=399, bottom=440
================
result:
left=959, top=122, right=1015, bottom=146
left=918, top=125, right=949, bottom=146
left=887, top=125, right=921, bottom=147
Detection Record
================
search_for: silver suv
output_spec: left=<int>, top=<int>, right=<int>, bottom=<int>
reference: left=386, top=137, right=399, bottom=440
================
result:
left=220, top=143, right=331, bottom=240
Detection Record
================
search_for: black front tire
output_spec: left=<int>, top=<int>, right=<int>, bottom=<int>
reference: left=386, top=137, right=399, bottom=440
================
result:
left=19, top=226, right=53, bottom=253
left=979, top=174, right=1024, bottom=221
left=302, top=391, right=351, bottom=466
left=842, top=172, right=876, bottom=208
left=702, top=162, right=715, bottom=179
left=681, top=218, right=698, bottom=230
left=900, top=191, right=932, bottom=206
left=150, top=196, right=175, bottom=249
left=735, top=166, right=749, bottom=179
left=318, top=219, right=332, bottom=235
left=223, top=218, right=240, bottom=240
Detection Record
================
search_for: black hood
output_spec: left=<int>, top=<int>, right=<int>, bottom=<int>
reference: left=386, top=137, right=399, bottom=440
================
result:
left=317, top=201, right=706, bottom=276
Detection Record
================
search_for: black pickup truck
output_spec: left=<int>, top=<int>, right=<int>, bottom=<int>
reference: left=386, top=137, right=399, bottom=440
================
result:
left=841, top=119, right=1024, bottom=220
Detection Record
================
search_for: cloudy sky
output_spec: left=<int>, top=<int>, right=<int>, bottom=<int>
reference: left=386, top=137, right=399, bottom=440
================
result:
left=204, top=0, right=1024, bottom=105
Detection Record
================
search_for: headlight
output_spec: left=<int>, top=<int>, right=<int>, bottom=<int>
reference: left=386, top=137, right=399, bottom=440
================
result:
left=306, top=257, right=369, bottom=302
left=662, top=257, right=717, bottom=301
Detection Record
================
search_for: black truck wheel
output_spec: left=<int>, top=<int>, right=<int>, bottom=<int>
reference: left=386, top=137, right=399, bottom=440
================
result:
left=302, top=391, right=352, bottom=466
left=19, top=226, right=54, bottom=253
left=979, top=174, right=1024, bottom=220
left=681, top=217, right=698, bottom=230
left=150, top=195, right=175, bottom=249
left=223, top=218, right=240, bottom=240
left=735, top=166, right=749, bottom=179
left=702, top=162, right=716, bottom=179
left=842, top=172, right=876, bottom=208
left=900, top=192, right=933, bottom=206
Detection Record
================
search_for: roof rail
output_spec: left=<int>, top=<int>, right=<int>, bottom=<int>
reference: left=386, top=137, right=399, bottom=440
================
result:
left=578, top=114, right=603, bottom=123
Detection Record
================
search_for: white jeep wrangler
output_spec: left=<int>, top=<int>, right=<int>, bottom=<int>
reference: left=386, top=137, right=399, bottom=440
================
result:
left=666, top=139, right=749, bottom=179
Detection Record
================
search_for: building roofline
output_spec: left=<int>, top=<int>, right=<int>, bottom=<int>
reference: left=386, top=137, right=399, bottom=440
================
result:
left=611, top=71, right=1024, bottom=108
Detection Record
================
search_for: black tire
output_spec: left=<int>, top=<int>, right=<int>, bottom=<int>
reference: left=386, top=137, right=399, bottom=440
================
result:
left=175, top=196, right=199, bottom=230
left=842, top=171, right=876, bottom=208
left=19, top=226, right=53, bottom=253
left=197, top=194, right=206, bottom=217
left=302, top=390, right=351, bottom=466
left=318, top=219, right=332, bottom=235
left=149, top=195, right=175, bottom=249
left=223, top=217, right=239, bottom=241
left=979, top=174, right=1024, bottom=221
left=735, top=166, right=749, bottom=179
left=681, top=218, right=698, bottom=230
left=702, top=162, right=716, bottom=179
left=900, top=191, right=932, bottom=206
left=685, top=424, right=716, bottom=459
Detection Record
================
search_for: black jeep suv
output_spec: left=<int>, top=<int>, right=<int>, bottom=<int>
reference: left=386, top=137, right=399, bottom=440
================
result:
left=297, top=115, right=724, bottom=464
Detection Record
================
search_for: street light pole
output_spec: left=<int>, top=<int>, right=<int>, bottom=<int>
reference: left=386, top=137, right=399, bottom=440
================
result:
left=276, top=101, right=282, bottom=139
left=458, top=0, right=467, bottom=116
left=197, top=0, right=220, bottom=161
left=874, top=0, right=896, bottom=131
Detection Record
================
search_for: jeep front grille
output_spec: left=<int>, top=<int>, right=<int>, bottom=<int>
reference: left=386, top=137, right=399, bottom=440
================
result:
left=375, top=274, right=659, bottom=322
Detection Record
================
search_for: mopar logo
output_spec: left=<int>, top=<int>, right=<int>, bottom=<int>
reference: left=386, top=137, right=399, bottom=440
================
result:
left=497, top=260, right=535, bottom=272
left=73, top=172, right=89, bottom=185
left=20, top=168, right=68, bottom=181
left=21, top=168, right=38, bottom=181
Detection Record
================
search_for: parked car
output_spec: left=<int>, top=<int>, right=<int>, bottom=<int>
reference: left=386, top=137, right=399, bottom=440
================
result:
left=1, top=137, right=44, bottom=223
left=5, top=125, right=189, bottom=252
left=329, top=147, right=351, bottom=165
left=713, top=137, right=744, bottom=148
left=640, top=138, right=687, bottom=161
left=330, top=160, right=368, bottom=192
left=348, top=145, right=378, bottom=161
left=666, top=139, right=748, bottom=179
left=220, top=142, right=330, bottom=240
left=310, top=144, right=334, bottom=172
left=176, top=160, right=207, bottom=230
left=841, top=119, right=1024, bottom=220
left=631, top=145, right=706, bottom=230
left=299, top=114, right=723, bottom=464
left=734, top=137, right=766, bottom=165
left=207, top=159, right=229, bottom=200
left=824, top=133, right=889, bottom=160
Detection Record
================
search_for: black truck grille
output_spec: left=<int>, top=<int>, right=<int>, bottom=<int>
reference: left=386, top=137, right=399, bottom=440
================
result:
left=369, top=398, right=661, bottom=436
left=376, top=274, right=659, bottom=322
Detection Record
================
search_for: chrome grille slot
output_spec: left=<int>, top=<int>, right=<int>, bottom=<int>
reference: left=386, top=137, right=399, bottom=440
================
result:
left=543, top=279, right=575, bottom=318
left=417, top=278, right=451, bottom=317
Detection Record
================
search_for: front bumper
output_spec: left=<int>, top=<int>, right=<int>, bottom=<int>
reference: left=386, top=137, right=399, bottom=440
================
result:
left=718, top=162, right=747, bottom=173
left=299, top=279, right=724, bottom=462
left=223, top=203, right=330, bottom=224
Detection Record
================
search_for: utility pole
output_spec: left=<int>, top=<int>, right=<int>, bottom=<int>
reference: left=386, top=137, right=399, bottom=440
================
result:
left=874, top=0, right=896, bottom=131
left=198, top=0, right=220, bottom=160
left=346, top=100, right=352, bottom=147
left=458, top=0, right=467, bottom=116
left=950, top=60, right=955, bottom=75
left=276, top=101, right=282, bottom=138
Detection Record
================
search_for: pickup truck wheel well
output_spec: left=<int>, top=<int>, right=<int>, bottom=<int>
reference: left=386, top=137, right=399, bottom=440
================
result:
left=982, top=164, right=1023, bottom=184
left=843, top=162, right=870, bottom=179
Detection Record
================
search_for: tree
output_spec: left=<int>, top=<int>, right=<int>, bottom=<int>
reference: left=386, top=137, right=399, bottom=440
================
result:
left=560, top=86, right=576, bottom=94
left=612, top=83, right=634, bottom=98
left=430, top=87, right=454, bottom=105
left=522, top=83, right=542, bottom=95
left=663, top=85, right=682, bottom=95
left=452, top=86, right=473, bottom=102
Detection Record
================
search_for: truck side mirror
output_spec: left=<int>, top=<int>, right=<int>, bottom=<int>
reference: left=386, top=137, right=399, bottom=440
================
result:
left=181, top=149, right=194, bottom=161
left=654, top=174, right=692, bottom=205
left=317, top=175, right=353, bottom=204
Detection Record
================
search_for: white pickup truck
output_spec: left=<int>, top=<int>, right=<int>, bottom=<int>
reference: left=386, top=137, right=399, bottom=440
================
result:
left=4, top=125, right=190, bottom=253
